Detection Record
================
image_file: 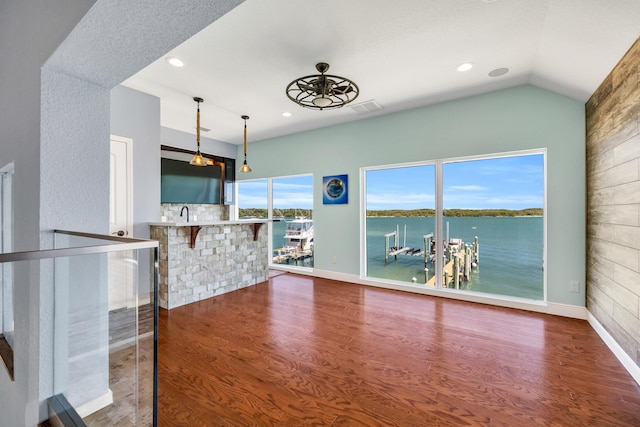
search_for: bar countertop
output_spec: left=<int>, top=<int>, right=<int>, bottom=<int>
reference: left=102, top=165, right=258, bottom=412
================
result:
left=148, top=219, right=269, bottom=227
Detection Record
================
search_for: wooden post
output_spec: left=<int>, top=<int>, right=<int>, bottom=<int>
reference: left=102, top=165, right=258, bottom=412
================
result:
left=385, top=234, right=389, bottom=264
left=474, top=236, right=479, bottom=264
left=454, top=256, right=460, bottom=289
left=444, top=271, right=449, bottom=288
left=425, top=267, right=429, bottom=283
left=464, top=246, right=471, bottom=279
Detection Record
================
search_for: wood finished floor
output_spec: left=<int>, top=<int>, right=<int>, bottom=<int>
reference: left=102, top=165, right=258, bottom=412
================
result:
left=157, top=273, right=640, bottom=426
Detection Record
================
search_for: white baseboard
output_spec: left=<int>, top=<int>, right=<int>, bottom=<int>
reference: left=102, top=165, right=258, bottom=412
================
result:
left=588, top=312, right=640, bottom=386
left=75, top=389, right=113, bottom=418
left=546, top=302, right=588, bottom=319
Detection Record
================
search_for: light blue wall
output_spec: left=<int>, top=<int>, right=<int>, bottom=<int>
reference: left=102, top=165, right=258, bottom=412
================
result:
left=238, top=85, right=586, bottom=307
left=111, top=85, right=162, bottom=236
left=161, top=126, right=237, bottom=159
left=111, top=85, right=161, bottom=301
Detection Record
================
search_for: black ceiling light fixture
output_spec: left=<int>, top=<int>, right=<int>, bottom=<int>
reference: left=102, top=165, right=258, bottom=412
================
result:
left=286, top=62, right=359, bottom=110
left=189, top=96, right=208, bottom=166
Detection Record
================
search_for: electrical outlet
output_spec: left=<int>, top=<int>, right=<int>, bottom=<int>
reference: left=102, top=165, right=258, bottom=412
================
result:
left=332, top=256, right=337, bottom=264
left=569, top=280, right=579, bottom=293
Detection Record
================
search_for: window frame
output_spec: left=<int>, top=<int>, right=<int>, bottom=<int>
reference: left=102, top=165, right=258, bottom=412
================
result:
left=236, top=173, right=314, bottom=272
left=361, top=149, right=547, bottom=302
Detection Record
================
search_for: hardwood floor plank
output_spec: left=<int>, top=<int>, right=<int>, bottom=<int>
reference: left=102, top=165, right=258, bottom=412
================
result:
left=158, top=273, right=640, bottom=426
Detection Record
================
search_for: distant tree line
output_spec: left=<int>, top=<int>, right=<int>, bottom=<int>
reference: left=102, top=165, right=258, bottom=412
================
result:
left=366, top=208, right=543, bottom=217
left=240, top=207, right=543, bottom=218
left=239, top=208, right=312, bottom=218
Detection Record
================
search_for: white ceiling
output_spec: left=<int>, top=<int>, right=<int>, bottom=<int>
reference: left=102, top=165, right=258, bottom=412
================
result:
left=122, top=0, right=640, bottom=145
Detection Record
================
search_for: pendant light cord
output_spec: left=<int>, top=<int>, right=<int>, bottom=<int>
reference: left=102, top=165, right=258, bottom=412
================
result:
left=196, top=101, right=201, bottom=151
left=243, top=119, right=247, bottom=157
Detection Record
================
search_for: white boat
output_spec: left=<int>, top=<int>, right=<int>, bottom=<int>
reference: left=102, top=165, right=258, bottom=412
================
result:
left=283, top=217, right=313, bottom=251
left=273, top=217, right=314, bottom=263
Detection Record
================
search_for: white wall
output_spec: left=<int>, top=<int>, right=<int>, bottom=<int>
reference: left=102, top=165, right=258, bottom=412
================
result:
left=39, top=67, right=111, bottom=418
left=0, top=1, right=97, bottom=425
left=0, top=0, right=246, bottom=424
left=238, top=85, right=586, bottom=308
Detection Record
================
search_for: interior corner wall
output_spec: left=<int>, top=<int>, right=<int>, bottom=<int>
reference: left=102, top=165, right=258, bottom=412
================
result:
left=0, top=1, right=97, bottom=426
left=2, top=0, right=247, bottom=424
left=111, top=85, right=161, bottom=297
left=238, top=85, right=586, bottom=308
left=111, top=85, right=162, bottom=237
left=40, top=67, right=111, bottom=419
left=586, top=37, right=640, bottom=368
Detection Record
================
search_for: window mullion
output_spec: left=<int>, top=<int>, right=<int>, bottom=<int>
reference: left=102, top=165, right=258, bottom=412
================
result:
left=435, top=160, right=443, bottom=289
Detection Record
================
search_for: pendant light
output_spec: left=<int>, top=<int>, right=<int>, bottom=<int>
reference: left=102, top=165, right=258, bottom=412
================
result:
left=239, top=115, right=252, bottom=173
left=190, top=97, right=208, bottom=166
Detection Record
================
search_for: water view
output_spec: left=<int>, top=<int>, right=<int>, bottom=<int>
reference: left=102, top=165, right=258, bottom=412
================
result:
left=266, top=214, right=544, bottom=300
left=366, top=216, right=544, bottom=300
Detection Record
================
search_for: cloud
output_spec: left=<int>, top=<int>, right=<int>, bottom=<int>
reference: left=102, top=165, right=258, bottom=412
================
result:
left=367, top=192, right=435, bottom=209
left=443, top=193, right=543, bottom=209
left=273, top=182, right=313, bottom=190
left=484, top=195, right=543, bottom=206
left=448, top=185, right=487, bottom=191
left=238, top=194, right=267, bottom=208
left=273, top=191, right=313, bottom=208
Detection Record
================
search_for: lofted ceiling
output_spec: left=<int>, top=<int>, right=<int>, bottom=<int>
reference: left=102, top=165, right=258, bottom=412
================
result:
left=122, top=0, right=640, bottom=145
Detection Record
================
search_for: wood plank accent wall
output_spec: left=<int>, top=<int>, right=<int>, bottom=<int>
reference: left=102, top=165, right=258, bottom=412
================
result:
left=586, top=37, right=640, bottom=367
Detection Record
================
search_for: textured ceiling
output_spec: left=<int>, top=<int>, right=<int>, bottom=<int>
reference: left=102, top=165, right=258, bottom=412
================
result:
left=122, top=0, right=640, bottom=145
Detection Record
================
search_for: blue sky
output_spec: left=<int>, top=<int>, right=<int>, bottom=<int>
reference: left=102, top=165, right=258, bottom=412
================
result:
left=238, top=154, right=544, bottom=210
left=238, top=176, right=313, bottom=209
left=367, top=154, right=544, bottom=210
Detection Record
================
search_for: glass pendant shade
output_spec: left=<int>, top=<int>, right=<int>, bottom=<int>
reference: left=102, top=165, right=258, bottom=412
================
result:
left=240, top=160, right=252, bottom=173
left=190, top=151, right=207, bottom=166
left=313, top=94, right=332, bottom=108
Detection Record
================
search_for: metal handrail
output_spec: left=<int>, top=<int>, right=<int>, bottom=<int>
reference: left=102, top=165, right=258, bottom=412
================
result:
left=0, top=229, right=158, bottom=263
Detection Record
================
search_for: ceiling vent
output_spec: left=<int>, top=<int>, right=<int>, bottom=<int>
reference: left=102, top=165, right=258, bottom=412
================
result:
left=349, top=99, right=383, bottom=115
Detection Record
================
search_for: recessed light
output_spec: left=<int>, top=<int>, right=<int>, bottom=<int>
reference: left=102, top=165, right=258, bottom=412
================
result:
left=488, top=67, right=509, bottom=77
left=282, top=112, right=292, bottom=117
left=457, top=62, right=474, bottom=72
left=165, top=57, right=184, bottom=67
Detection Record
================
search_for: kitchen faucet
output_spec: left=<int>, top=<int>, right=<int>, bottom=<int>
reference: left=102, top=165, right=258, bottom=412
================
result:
left=180, top=206, right=189, bottom=222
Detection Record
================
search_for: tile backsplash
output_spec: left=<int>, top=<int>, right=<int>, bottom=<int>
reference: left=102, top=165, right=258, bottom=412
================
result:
left=161, top=204, right=230, bottom=222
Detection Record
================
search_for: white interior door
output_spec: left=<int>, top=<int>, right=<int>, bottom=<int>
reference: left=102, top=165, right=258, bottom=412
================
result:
left=109, top=136, right=134, bottom=311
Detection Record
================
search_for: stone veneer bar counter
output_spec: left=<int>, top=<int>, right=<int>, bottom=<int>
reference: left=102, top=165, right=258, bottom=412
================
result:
left=149, top=220, right=269, bottom=309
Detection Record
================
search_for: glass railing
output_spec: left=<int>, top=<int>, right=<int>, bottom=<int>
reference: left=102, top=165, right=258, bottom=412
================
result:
left=0, top=230, right=158, bottom=426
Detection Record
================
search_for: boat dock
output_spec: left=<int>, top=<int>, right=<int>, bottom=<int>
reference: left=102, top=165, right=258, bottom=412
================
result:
left=384, top=225, right=434, bottom=264
left=273, top=216, right=314, bottom=265
left=272, top=247, right=313, bottom=264
left=425, top=236, right=479, bottom=287
left=383, top=223, right=479, bottom=287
